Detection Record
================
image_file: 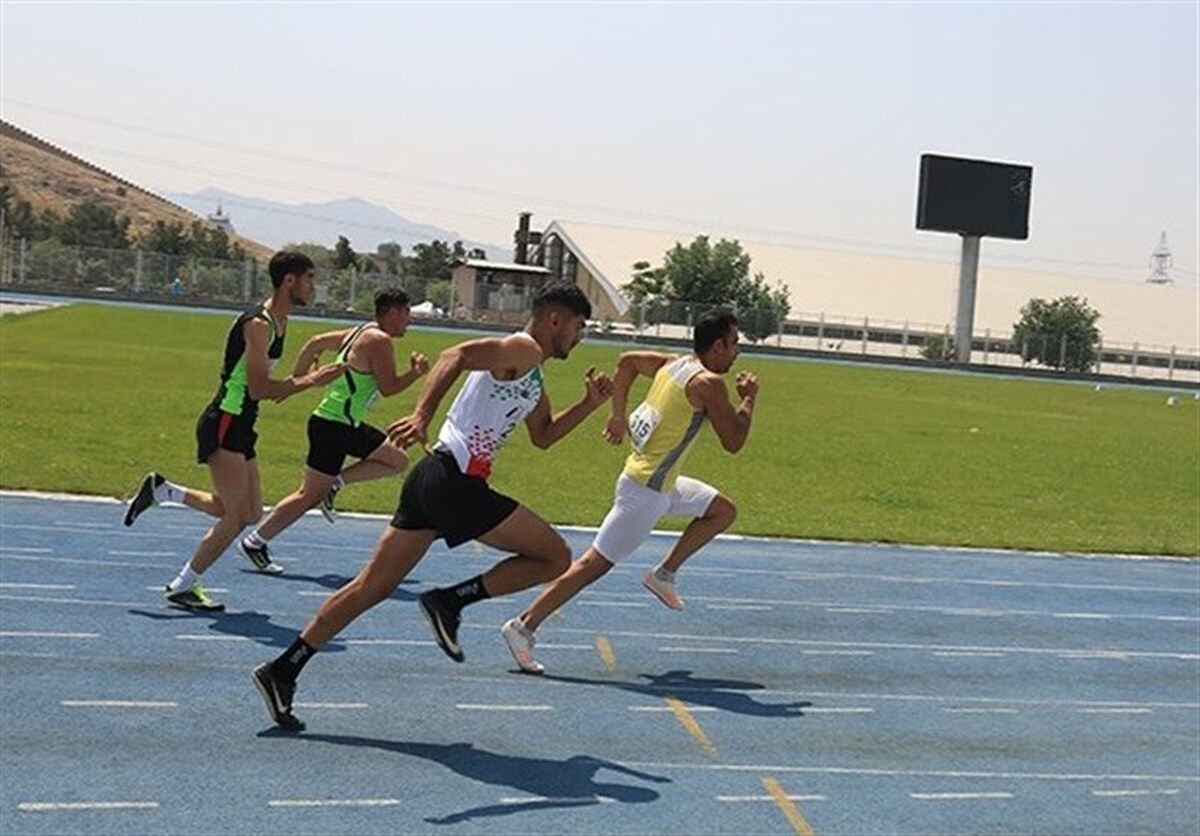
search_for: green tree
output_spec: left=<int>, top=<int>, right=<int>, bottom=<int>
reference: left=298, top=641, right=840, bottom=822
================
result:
left=626, top=236, right=791, bottom=339
left=139, top=220, right=190, bottom=255
left=426, top=279, right=452, bottom=311
left=55, top=201, right=131, bottom=249
left=333, top=235, right=359, bottom=270
left=1012, top=296, right=1101, bottom=373
left=409, top=240, right=457, bottom=280
left=376, top=241, right=403, bottom=275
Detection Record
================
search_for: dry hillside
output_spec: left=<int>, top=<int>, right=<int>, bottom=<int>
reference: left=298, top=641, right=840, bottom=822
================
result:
left=0, top=120, right=272, bottom=260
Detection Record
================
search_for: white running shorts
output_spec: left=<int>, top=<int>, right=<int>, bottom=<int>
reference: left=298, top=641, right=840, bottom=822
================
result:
left=592, top=473, right=718, bottom=565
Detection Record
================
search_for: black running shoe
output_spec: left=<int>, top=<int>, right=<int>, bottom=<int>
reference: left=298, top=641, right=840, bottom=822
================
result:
left=239, top=539, right=284, bottom=574
left=164, top=582, right=225, bottom=613
left=418, top=591, right=464, bottom=662
left=123, top=472, right=164, bottom=527
left=318, top=483, right=340, bottom=524
left=252, top=663, right=306, bottom=732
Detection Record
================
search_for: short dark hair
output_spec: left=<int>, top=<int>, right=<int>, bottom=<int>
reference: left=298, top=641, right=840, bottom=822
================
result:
left=693, top=309, right=738, bottom=353
left=532, top=282, right=591, bottom=320
left=374, top=287, right=411, bottom=317
left=268, top=251, right=315, bottom=289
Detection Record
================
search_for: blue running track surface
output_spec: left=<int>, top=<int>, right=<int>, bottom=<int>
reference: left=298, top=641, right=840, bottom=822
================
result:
left=1, top=492, right=1197, bottom=834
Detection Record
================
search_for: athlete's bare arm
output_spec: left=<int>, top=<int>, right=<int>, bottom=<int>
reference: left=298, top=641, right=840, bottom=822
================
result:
left=689, top=370, right=759, bottom=453
left=290, top=328, right=352, bottom=377
left=359, top=331, right=429, bottom=397
left=387, top=333, right=542, bottom=447
left=525, top=367, right=614, bottom=449
left=602, top=351, right=675, bottom=445
left=244, top=318, right=343, bottom=403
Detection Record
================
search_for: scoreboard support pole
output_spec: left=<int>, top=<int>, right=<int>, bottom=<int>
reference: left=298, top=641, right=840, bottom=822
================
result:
left=954, top=234, right=981, bottom=364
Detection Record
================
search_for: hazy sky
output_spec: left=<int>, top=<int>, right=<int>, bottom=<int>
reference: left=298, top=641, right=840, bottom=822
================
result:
left=2, top=2, right=1197, bottom=286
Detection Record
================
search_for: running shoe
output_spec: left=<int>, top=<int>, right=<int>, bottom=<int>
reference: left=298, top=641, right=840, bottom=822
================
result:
left=239, top=539, right=284, bottom=574
left=164, top=582, right=225, bottom=613
left=642, top=569, right=684, bottom=610
left=123, top=472, right=164, bottom=527
left=500, top=617, right=544, bottom=675
left=418, top=591, right=464, bottom=662
left=318, top=483, right=340, bottom=524
left=252, top=663, right=306, bottom=732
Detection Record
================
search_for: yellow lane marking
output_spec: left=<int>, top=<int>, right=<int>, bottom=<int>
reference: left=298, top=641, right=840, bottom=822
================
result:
left=762, top=775, right=815, bottom=836
left=664, top=696, right=716, bottom=757
left=595, top=635, right=617, bottom=672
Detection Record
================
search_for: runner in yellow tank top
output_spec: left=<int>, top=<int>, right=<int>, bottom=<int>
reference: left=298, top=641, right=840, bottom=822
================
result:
left=501, top=309, right=760, bottom=674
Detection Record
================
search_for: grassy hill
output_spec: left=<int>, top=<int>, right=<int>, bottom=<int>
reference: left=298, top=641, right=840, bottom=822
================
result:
left=0, top=120, right=273, bottom=260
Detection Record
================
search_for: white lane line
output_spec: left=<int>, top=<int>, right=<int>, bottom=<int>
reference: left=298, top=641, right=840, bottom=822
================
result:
left=911, top=792, right=1013, bottom=800
left=109, top=550, right=172, bottom=557
left=705, top=604, right=773, bottom=611
left=802, top=650, right=874, bottom=656
left=1077, top=708, right=1153, bottom=714
left=153, top=587, right=228, bottom=593
left=292, top=703, right=368, bottom=709
left=1, top=556, right=152, bottom=568
left=175, top=635, right=257, bottom=642
left=1057, top=652, right=1131, bottom=660
left=297, top=591, right=337, bottom=597
left=934, top=651, right=1006, bottom=658
left=0, top=547, right=53, bottom=553
left=268, top=798, right=400, bottom=807
left=498, top=795, right=615, bottom=805
left=657, top=646, right=739, bottom=654
left=1053, top=613, right=1112, bottom=620
left=19, top=801, right=160, bottom=811
left=826, top=607, right=893, bottom=614
left=61, top=700, right=178, bottom=708
left=1, top=631, right=98, bottom=639
left=624, top=761, right=1200, bottom=783
left=577, top=601, right=650, bottom=608
left=1092, top=789, right=1181, bottom=797
left=943, top=708, right=1020, bottom=714
left=629, top=705, right=718, bottom=713
left=538, top=643, right=593, bottom=650
left=716, top=794, right=826, bottom=802
left=342, top=639, right=435, bottom=647
left=548, top=626, right=1199, bottom=661
left=802, top=707, right=875, bottom=714
left=0, top=583, right=75, bottom=589
left=455, top=704, right=553, bottom=711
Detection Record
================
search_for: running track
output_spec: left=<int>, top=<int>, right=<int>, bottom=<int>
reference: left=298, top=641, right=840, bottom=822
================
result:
left=1, top=492, right=1197, bottom=835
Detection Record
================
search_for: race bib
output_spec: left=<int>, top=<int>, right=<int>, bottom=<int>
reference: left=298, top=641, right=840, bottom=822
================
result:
left=627, top=402, right=661, bottom=454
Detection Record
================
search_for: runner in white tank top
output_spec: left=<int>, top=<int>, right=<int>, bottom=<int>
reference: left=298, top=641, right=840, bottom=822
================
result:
left=253, top=284, right=614, bottom=731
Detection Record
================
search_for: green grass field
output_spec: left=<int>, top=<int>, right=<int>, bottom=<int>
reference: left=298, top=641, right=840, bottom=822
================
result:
left=1, top=304, right=1196, bottom=555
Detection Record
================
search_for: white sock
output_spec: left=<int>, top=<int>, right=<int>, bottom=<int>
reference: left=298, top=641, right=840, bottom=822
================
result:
left=168, top=564, right=199, bottom=593
left=154, top=480, right=187, bottom=505
left=245, top=531, right=268, bottom=548
left=654, top=567, right=676, bottom=583
left=330, top=475, right=345, bottom=491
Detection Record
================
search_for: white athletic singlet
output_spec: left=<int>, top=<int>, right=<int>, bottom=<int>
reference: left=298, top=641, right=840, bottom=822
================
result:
left=434, top=334, right=544, bottom=479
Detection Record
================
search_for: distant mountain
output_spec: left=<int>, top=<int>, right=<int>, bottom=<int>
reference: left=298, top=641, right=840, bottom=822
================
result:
left=165, top=188, right=506, bottom=258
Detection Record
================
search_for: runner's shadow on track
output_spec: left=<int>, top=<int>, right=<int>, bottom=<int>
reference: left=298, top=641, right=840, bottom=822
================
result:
left=538, top=669, right=811, bottom=717
left=273, top=733, right=668, bottom=823
left=126, top=608, right=346, bottom=652
left=237, top=570, right=421, bottom=601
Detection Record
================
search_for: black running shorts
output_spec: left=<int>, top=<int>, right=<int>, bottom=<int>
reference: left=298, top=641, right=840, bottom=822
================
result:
left=196, top=404, right=258, bottom=463
left=390, top=449, right=518, bottom=548
left=305, top=415, right=387, bottom=476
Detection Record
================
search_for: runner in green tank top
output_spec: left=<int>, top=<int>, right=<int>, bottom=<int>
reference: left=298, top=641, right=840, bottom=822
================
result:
left=238, top=288, right=429, bottom=570
left=121, top=251, right=343, bottom=612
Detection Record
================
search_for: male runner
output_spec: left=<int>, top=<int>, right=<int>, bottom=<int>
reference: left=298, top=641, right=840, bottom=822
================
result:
left=500, top=310, right=759, bottom=674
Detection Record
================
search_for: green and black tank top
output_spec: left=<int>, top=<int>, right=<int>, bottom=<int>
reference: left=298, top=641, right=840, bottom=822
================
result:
left=210, top=305, right=284, bottom=419
left=312, top=323, right=381, bottom=428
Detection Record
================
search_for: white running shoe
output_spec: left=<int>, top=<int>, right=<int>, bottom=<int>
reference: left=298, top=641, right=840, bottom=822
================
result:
left=500, top=618, right=544, bottom=675
left=642, top=570, right=684, bottom=610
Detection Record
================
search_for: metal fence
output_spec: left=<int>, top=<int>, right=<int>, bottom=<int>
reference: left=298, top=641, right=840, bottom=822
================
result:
left=2, top=237, right=1196, bottom=384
